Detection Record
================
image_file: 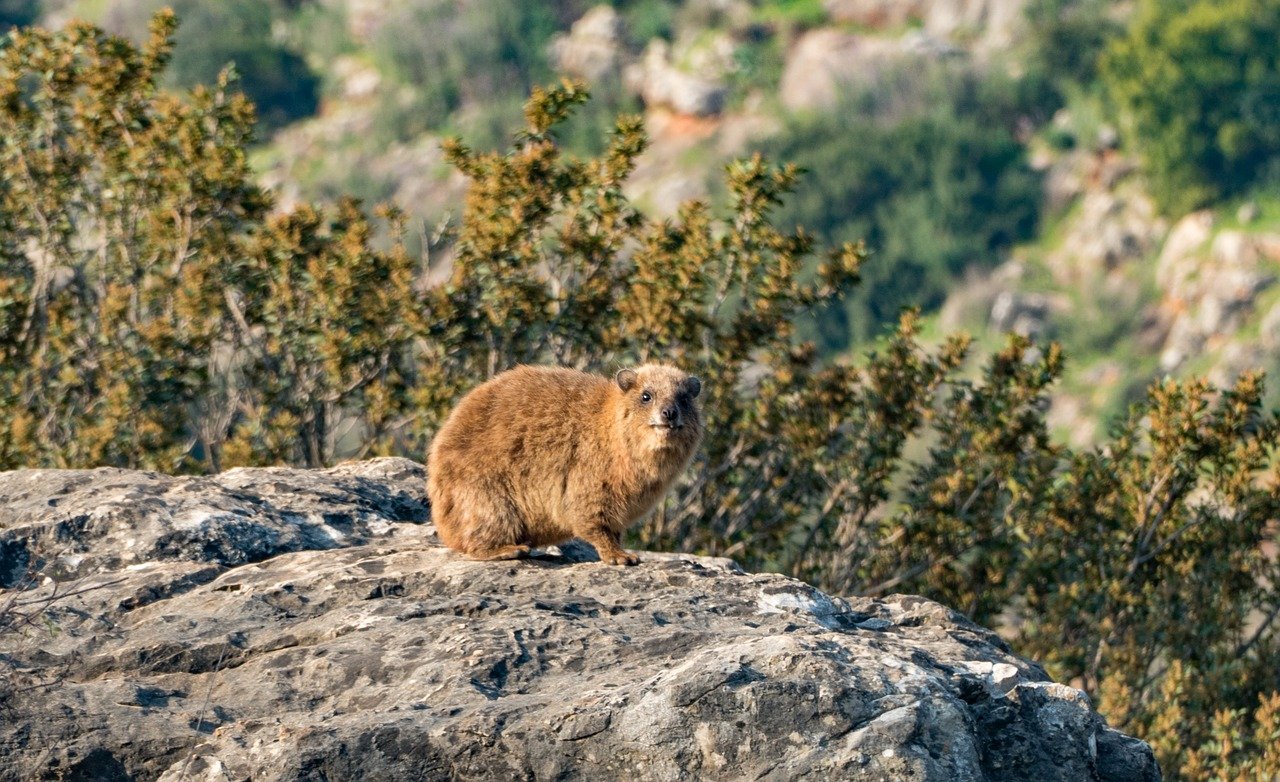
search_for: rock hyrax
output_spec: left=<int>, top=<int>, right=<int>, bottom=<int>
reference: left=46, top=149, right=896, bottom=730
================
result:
left=427, top=364, right=703, bottom=565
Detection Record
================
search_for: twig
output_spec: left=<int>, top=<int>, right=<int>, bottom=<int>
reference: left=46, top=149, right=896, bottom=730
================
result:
left=0, top=569, right=126, bottom=636
left=1236, top=600, right=1280, bottom=659
left=178, top=639, right=231, bottom=780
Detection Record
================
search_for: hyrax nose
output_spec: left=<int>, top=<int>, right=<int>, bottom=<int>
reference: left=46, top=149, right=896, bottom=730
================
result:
left=661, top=406, right=678, bottom=423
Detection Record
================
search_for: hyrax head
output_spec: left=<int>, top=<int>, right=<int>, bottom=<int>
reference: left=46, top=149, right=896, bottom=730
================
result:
left=614, top=364, right=703, bottom=447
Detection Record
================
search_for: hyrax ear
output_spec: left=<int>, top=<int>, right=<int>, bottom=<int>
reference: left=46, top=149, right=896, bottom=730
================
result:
left=683, top=376, right=702, bottom=399
left=615, top=368, right=638, bottom=392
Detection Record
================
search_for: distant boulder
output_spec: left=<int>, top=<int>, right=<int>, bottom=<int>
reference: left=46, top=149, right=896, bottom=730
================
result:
left=550, top=5, right=629, bottom=84
left=626, top=38, right=730, bottom=117
left=779, top=29, right=955, bottom=111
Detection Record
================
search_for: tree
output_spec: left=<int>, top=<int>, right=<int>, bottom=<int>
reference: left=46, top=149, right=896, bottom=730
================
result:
left=1102, top=0, right=1280, bottom=213
left=1022, top=0, right=1122, bottom=105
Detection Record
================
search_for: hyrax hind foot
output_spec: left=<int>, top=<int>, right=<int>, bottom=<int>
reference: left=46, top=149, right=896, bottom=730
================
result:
left=601, top=550, right=640, bottom=566
left=466, top=544, right=531, bottom=561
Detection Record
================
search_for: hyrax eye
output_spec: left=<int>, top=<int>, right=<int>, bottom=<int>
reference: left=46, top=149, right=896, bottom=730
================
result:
left=640, top=391, right=652, bottom=403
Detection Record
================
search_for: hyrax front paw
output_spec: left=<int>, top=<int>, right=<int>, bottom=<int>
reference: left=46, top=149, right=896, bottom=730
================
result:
left=603, top=550, right=640, bottom=566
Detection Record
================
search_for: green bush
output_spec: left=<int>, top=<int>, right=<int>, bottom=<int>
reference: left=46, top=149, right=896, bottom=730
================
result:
left=1, top=16, right=1279, bottom=780
left=753, top=0, right=827, bottom=28
left=1102, top=0, right=1280, bottom=213
left=762, top=67, right=1042, bottom=348
left=726, top=31, right=786, bottom=105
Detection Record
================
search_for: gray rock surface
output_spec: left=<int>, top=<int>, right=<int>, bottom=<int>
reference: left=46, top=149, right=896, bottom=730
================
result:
left=779, top=29, right=928, bottom=112
left=0, top=460, right=1159, bottom=781
left=549, top=5, right=628, bottom=84
left=0, top=458, right=430, bottom=588
left=625, top=39, right=729, bottom=117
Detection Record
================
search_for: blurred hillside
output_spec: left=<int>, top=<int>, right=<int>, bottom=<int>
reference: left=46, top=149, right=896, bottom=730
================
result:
left=12, top=0, right=1280, bottom=442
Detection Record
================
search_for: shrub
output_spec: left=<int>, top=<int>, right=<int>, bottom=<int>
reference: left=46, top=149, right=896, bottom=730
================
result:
left=216, top=200, right=420, bottom=469
left=1102, top=0, right=1280, bottom=213
left=0, top=12, right=266, bottom=469
left=167, top=0, right=318, bottom=133
left=96, top=0, right=317, bottom=136
left=105, top=0, right=319, bottom=135
left=1021, top=374, right=1280, bottom=779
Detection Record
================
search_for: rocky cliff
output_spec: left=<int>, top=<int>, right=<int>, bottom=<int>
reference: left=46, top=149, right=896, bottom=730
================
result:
left=939, top=125, right=1280, bottom=446
left=0, top=459, right=1158, bottom=781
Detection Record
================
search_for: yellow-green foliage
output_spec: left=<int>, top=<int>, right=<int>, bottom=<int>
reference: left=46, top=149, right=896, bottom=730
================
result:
left=1, top=16, right=1278, bottom=780
left=0, top=12, right=265, bottom=469
left=219, top=199, right=418, bottom=468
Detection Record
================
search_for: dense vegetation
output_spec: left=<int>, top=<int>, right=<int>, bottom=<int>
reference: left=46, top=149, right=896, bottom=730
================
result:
left=1021, top=0, right=1120, bottom=105
left=1, top=16, right=1279, bottom=780
left=1102, top=0, right=1280, bottom=214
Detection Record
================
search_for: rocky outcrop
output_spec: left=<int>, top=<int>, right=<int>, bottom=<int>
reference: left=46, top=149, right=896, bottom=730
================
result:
left=1031, top=140, right=1280, bottom=381
left=0, top=460, right=1159, bottom=781
left=625, top=38, right=730, bottom=117
left=1038, top=149, right=1166, bottom=286
left=549, top=5, right=629, bottom=85
left=778, top=29, right=957, bottom=111
left=1155, top=212, right=1280, bottom=373
left=939, top=261, right=1068, bottom=342
left=989, top=289, right=1068, bottom=339
left=0, top=459, right=430, bottom=588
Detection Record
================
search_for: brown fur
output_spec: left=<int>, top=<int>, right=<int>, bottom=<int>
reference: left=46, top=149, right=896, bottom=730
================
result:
left=427, top=364, right=703, bottom=565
